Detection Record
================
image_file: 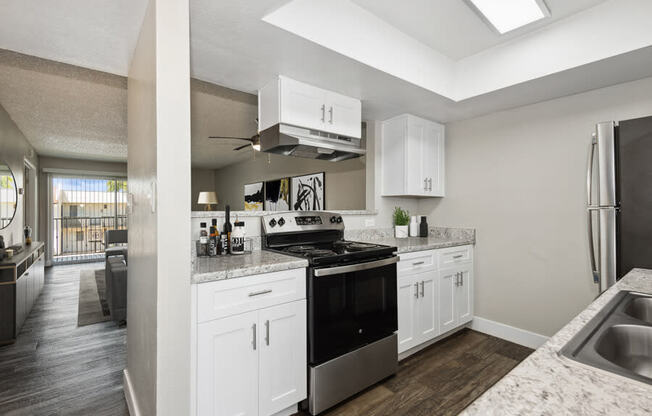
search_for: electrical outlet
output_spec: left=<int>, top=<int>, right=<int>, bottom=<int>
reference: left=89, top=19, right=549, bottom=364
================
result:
left=364, top=218, right=375, bottom=228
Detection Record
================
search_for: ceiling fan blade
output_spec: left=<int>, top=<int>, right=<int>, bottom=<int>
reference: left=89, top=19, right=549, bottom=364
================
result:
left=233, top=143, right=251, bottom=151
left=209, top=136, right=252, bottom=140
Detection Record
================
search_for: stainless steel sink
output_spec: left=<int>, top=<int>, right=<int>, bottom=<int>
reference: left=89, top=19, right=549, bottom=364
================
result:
left=560, top=291, right=652, bottom=384
left=625, top=297, right=652, bottom=324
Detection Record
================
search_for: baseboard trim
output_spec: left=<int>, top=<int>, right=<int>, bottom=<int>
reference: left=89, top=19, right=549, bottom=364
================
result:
left=470, top=317, right=548, bottom=349
left=123, top=369, right=142, bottom=416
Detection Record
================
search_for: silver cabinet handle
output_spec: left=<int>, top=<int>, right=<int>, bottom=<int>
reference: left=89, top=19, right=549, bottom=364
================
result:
left=426, top=178, right=432, bottom=191
left=321, top=104, right=326, bottom=122
left=460, top=273, right=464, bottom=286
left=252, top=323, right=257, bottom=350
left=453, top=254, right=464, bottom=259
left=265, top=320, right=270, bottom=346
left=412, top=261, right=425, bottom=266
left=328, top=106, right=333, bottom=124
left=420, top=281, right=425, bottom=297
left=414, top=283, right=419, bottom=298
left=249, top=289, right=272, bottom=297
left=424, top=178, right=428, bottom=191
left=455, top=272, right=460, bottom=287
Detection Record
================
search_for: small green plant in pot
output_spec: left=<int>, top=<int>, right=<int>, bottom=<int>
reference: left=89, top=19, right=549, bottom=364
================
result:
left=393, top=206, right=410, bottom=238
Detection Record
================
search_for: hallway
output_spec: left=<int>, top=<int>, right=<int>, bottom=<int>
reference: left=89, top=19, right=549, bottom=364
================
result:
left=0, top=263, right=128, bottom=415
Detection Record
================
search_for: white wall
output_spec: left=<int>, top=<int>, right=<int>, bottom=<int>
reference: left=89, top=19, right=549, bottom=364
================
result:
left=420, top=76, right=652, bottom=336
left=126, top=0, right=191, bottom=414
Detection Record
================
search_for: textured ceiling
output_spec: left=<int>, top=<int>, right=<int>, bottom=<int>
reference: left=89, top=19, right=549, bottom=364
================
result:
left=0, top=49, right=128, bottom=161
left=0, top=49, right=261, bottom=167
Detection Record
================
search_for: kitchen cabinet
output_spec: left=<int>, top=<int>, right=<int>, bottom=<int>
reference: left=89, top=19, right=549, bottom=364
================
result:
left=439, top=264, right=474, bottom=333
left=396, top=252, right=439, bottom=354
left=193, top=268, right=307, bottom=416
left=381, top=114, right=445, bottom=197
left=258, top=76, right=361, bottom=138
left=397, top=245, right=473, bottom=357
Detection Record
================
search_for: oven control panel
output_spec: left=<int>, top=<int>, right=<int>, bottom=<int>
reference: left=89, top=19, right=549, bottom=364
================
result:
left=261, top=211, right=344, bottom=234
left=295, top=216, right=323, bottom=226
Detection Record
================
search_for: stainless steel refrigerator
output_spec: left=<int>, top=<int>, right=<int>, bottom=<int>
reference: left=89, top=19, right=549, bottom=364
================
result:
left=588, top=116, right=652, bottom=294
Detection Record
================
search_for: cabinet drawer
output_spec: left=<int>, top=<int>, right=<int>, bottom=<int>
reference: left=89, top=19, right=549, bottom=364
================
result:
left=398, top=251, right=436, bottom=275
left=197, top=268, right=306, bottom=323
left=438, top=245, right=473, bottom=267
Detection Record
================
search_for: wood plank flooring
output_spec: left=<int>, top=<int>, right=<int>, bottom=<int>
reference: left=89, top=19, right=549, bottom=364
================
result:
left=0, top=263, right=128, bottom=416
left=297, top=329, right=533, bottom=416
left=0, top=262, right=532, bottom=416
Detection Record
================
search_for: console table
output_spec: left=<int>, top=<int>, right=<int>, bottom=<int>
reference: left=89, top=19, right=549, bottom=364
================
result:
left=0, top=242, right=45, bottom=345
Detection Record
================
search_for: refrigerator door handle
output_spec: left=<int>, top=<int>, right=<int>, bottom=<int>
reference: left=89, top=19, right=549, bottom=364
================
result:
left=587, top=136, right=600, bottom=289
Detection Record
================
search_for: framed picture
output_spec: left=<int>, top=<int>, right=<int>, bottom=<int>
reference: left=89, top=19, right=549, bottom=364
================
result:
left=243, top=182, right=263, bottom=211
left=291, top=172, right=324, bottom=211
left=264, top=178, right=290, bottom=211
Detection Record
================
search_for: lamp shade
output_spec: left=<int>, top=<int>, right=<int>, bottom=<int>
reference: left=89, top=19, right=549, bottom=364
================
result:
left=197, top=191, right=218, bottom=205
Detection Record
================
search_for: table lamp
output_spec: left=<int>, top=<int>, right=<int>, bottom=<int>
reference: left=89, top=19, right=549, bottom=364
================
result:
left=197, top=191, right=218, bottom=211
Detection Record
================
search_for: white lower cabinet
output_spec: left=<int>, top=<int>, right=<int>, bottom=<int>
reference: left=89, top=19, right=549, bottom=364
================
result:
left=398, top=246, right=474, bottom=357
left=194, top=269, right=307, bottom=416
left=258, top=300, right=307, bottom=416
left=198, top=311, right=259, bottom=416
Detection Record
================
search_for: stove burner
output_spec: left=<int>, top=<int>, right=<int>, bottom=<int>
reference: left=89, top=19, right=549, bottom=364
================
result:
left=286, top=246, right=337, bottom=258
left=333, top=241, right=381, bottom=252
left=286, top=245, right=317, bottom=254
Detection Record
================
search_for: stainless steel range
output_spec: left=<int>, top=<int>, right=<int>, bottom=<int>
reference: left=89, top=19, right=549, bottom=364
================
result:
left=262, top=211, right=398, bottom=415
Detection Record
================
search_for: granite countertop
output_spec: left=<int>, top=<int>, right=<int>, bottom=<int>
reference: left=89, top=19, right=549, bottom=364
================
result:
left=461, top=268, right=652, bottom=416
left=192, top=250, right=308, bottom=284
left=347, top=227, right=475, bottom=254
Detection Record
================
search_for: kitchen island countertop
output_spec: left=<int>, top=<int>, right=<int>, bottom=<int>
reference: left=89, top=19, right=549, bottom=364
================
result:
left=192, top=250, right=308, bottom=284
left=460, top=268, right=652, bottom=416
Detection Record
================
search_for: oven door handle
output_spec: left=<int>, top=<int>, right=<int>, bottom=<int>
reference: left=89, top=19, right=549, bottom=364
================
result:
left=313, top=256, right=399, bottom=277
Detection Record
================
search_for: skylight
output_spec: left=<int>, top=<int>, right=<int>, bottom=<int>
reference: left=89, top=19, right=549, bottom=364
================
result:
left=466, top=0, right=550, bottom=34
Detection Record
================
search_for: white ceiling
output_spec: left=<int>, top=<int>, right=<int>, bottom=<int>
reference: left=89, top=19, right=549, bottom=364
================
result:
left=2, top=0, right=652, bottom=163
left=350, top=0, right=608, bottom=60
left=0, top=0, right=147, bottom=76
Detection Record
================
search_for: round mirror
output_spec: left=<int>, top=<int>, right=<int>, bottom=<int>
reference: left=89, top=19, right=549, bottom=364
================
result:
left=0, top=161, right=17, bottom=230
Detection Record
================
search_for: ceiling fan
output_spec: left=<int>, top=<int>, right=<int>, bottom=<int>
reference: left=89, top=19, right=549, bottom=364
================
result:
left=208, top=133, right=260, bottom=151
left=209, top=118, right=261, bottom=151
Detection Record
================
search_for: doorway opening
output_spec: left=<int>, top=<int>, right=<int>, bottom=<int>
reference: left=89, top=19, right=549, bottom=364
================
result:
left=50, top=175, right=128, bottom=264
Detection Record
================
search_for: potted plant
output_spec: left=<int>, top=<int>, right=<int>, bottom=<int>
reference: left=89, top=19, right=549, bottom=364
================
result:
left=393, top=206, right=410, bottom=238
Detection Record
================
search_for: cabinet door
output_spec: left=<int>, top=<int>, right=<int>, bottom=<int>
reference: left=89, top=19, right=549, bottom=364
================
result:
left=397, top=275, right=418, bottom=353
left=456, top=267, right=473, bottom=325
left=197, top=311, right=259, bottom=416
left=415, top=271, right=439, bottom=343
left=423, top=122, right=445, bottom=197
left=324, top=91, right=361, bottom=138
left=280, top=77, right=326, bottom=131
left=405, top=117, right=426, bottom=196
left=258, top=300, right=307, bottom=416
left=439, top=268, right=458, bottom=334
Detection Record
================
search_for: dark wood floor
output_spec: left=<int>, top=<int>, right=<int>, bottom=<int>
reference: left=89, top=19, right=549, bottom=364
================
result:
left=0, top=262, right=128, bottom=416
left=298, top=329, right=533, bottom=416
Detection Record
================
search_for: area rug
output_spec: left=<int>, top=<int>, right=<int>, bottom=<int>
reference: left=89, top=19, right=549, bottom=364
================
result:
left=77, top=269, right=111, bottom=326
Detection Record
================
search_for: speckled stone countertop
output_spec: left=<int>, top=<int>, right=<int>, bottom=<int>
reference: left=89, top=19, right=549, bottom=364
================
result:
left=192, top=251, right=308, bottom=284
left=346, top=227, right=475, bottom=254
left=461, top=268, right=652, bottom=416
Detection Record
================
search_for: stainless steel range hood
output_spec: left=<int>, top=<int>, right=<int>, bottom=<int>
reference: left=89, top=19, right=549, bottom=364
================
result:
left=259, top=124, right=366, bottom=162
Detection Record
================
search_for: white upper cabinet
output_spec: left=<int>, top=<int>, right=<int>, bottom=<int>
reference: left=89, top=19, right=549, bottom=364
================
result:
left=258, top=76, right=361, bottom=138
left=381, top=114, right=445, bottom=197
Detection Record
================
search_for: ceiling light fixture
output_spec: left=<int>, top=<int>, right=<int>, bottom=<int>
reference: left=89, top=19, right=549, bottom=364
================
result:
left=466, top=0, right=550, bottom=34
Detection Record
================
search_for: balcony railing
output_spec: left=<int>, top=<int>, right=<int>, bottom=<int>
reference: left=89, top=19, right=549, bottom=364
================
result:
left=52, top=216, right=127, bottom=264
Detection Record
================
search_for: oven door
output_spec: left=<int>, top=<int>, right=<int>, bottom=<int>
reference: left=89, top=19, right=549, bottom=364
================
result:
left=308, top=256, right=398, bottom=365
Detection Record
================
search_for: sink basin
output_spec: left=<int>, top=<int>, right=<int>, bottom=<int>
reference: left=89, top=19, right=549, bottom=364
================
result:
left=625, top=297, right=652, bottom=324
left=560, top=291, right=652, bottom=385
left=595, top=325, right=652, bottom=379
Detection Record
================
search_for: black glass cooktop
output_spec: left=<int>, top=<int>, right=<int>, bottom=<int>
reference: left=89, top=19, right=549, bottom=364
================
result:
left=270, top=240, right=396, bottom=266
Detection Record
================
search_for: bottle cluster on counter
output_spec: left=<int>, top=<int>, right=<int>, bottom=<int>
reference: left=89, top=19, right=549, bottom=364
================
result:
left=197, top=204, right=249, bottom=257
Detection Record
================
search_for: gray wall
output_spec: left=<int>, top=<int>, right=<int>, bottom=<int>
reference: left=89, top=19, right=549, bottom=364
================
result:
left=191, top=168, right=216, bottom=211
left=0, top=103, right=38, bottom=246
left=420, top=76, right=652, bottom=337
left=210, top=153, right=366, bottom=211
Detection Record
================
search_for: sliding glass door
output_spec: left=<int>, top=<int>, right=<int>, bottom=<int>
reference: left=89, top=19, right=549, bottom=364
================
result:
left=50, top=175, right=127, bottom=264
